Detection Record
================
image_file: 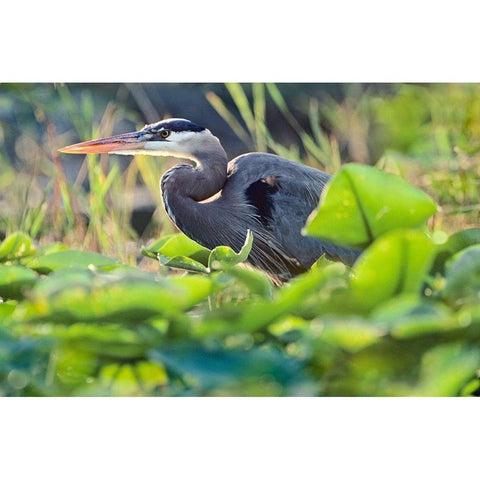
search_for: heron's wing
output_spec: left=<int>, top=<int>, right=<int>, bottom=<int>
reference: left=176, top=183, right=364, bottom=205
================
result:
left=266, top=174, right=360, bottom=267
left=226, top=153, right=360, bottom=270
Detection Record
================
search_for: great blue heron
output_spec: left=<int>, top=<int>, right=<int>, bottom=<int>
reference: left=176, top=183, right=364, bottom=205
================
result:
left=60, top=118, right=359, bottom=282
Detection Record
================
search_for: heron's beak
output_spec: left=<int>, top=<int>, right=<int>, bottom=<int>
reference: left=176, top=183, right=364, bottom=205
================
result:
left=59, top=131, right=146, bottom=154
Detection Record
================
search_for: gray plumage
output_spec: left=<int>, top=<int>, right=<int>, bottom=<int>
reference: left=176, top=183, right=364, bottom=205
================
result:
left=156, top=120, right=359, bottom=282
left=60, top=117, right=360, bottom=282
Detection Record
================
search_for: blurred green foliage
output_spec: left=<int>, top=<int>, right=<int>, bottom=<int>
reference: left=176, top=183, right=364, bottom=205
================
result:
left=0, top=165, right=478, bottom=396
left=0, top=83, right=479, bottom=396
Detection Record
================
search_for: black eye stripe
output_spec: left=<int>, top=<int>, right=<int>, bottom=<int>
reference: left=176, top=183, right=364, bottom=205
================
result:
left=145, top=119, right=206, bottom=133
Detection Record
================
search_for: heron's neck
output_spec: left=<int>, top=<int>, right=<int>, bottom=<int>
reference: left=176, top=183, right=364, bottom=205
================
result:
left=160, top=141, right=230, bottom=248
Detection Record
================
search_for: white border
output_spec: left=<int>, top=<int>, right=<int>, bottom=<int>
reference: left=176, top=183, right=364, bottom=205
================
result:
left=1, top=398, right=478, bottom=479
left=3, top=1, right=480, bottom=82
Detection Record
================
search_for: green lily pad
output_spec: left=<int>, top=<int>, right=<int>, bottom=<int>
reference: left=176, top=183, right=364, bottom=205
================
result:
left=27, top=250, right=120, bottom=274
left=371, top=295, right=457, bottom=338
left=416, top=343, right=480, bottom=396
left=349, top=229, right=436, bottom=311
left=0, top=302, right=16, bottom=318
left=305, top=164, right=437, bottom=248
left=28, top=323, right=151, bottom=361
left=195, top=262, right=347, bottom=338
left=217, top=267, right=273, bottom=297
left=0, top=265, right=38, bottom=300
left=432, top=228, right=480, bottom=274
left=17, top=269, right=214, bottom=324
left=142, top=231, right=253, bottom=274
left=314, top=317, right=384, bottom=352
left=442, top=245, right=480, bottom=308
left=142, top=234, right=210, bottom=264
left=149, top=343, right=304, bottom=392
left=158, top=255, right=209, bottom=273
left=208, top=230, right=253, bottom=270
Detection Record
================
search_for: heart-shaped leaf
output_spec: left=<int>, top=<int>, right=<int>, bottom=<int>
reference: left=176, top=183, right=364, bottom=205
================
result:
left=349, top=229, right=436, bottom=311
left=305, top=164, right=437, bottom=248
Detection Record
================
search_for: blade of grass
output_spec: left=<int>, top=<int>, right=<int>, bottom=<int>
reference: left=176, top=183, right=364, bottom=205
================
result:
left=206, top=91, right=252, bottom=146
left=252, top=83, right=267, bottom=151
left=266, top=83, right=328, bottom=166
left=225, top=83, right=256, bottom=140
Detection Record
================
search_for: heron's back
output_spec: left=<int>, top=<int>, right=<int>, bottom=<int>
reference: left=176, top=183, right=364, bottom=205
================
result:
left=222, top=153, right=360, bottom=279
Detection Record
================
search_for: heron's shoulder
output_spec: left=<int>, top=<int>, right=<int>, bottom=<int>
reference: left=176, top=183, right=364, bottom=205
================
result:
left=227, top=152, right=330, bottom=185
left=229, top=152, right=293, bottom=169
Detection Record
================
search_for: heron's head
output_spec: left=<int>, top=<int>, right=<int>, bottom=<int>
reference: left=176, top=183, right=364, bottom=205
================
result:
left=59, top=118, right=217, bottom=161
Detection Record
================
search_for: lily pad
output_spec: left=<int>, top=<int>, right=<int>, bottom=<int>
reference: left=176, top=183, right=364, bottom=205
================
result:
left=432, top=228, right=480, bottom=274
left=158, top=255, right=209, bottom=274
left=17, top=269, right=214, bottom=324
left=314, top=317, right=383, bottom=352
left=349, top=229, right=436, bottom=311
left=208, top=230, right=253, bottom=270
left=143, top=230, right=254, bottom=274
left=371, top=295, right=457, bottom=338
left=142, top=234, right=210, bottom=265
left=305, top=164, right=437, bottom=248
left=416, top=343, right=480, bottom=396
left=149, top=343, right=304, bottom=392
left=442, top=245, right=480, bottom=308
left=217, top=267, right=273, bottom=297
left=27, top=250, right=120, bottom=274
left=0, top=265, right=38, bottom=300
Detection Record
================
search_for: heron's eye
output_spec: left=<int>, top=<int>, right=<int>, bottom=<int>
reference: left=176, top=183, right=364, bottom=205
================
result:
left=160, top=130, right=170, bottom=139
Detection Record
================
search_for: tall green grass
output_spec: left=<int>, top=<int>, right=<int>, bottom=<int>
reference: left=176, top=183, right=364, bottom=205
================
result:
left=207, top=83, right=343, bottom=172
